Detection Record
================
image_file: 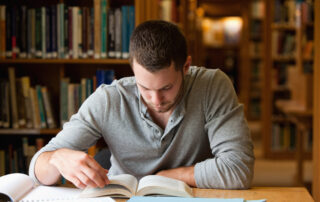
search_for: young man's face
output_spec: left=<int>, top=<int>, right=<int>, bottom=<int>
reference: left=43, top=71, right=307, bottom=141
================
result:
left=132, top=59, right=186, bottom=113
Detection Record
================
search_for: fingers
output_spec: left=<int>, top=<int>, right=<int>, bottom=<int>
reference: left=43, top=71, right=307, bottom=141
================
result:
left=86, top=156, right=110, bottom=184
left=76, top=155, right=109, bottom=188
left=51, top=149, right=110, bottom=189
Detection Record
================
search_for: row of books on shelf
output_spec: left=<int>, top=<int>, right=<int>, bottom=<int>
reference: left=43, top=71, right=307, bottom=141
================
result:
left=249, top=41, right=263, bottom=58
left=0, top=137, right=44, bottom=176
left=0, top=68, right=57, bottom=129
left=60, top=69, right=115, bottom=127
left=250, top=0, right=265, bottom=19
left=249, top=19, right=263, bottom=39
left=274, top=0, right=314, bottom=25
left=248, top=97, right=261, bottom=120
left=0, top=0, right=135, bottom=60
left=0, top=67, right=115, bottom=129
left=272, top=31, right=296, bottom=58
left=271, top=121, right=312, bottom=152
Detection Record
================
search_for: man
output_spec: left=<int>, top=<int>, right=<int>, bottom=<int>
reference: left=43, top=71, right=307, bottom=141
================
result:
left=29, top=20, right=254, bottom=189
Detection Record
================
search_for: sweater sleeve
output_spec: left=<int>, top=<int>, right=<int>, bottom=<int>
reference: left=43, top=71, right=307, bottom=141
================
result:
left=28, top=85, right=110, bottom=184
left=194, top=69, right=254, bottom=189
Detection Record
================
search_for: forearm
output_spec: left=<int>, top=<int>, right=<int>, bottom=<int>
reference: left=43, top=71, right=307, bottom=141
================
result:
left=156, top=166, right=196, bottom=187
left=34, top=151, right=61, bottom=185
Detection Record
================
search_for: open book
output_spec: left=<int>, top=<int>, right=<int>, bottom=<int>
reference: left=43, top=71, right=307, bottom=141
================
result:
left=0, top=173, right=114, bottom=202
left=79, top=174, right=193, bottom=198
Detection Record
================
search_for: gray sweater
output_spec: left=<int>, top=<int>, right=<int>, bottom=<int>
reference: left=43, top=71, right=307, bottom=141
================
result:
left=29, top=66, right=254, bottom=189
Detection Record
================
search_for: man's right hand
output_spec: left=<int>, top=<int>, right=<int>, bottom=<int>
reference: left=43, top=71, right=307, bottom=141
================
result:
left=35, top=148, right=109, bottom=189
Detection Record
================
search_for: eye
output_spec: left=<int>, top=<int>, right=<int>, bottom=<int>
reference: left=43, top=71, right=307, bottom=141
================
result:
left=161, top=86, right=172, bottom=91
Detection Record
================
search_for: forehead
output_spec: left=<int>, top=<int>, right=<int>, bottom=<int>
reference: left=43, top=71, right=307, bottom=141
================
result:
left=132, top=59, right=181, bottom=90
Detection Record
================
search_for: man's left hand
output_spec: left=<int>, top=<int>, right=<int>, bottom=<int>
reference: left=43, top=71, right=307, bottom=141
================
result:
left=156, top=165, right=196, bottom=187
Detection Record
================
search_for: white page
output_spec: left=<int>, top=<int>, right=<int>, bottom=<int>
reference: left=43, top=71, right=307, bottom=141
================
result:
left=138, top=175, right=187, bottom=193
left=21, top=186, right=115, bottom=202
left=0, top=173, right=34, bottom=201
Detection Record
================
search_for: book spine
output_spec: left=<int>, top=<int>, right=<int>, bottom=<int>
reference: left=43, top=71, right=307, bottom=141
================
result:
left=8, top=67, right=19, bottom=128
left=35, top=8, right=42, bottom=58
left=29, top=87, right=41, bottom=129
left=45, top=6, right=51, bottom=59
left=121, top=6, right=128, bottom=59
left=41, top=86, right=56, bottom=129
left=82, top=7, right=88, bottom=59
left=5, top=6, right=11, bottom=58
left=35, top=85, right=47, bottom=129
left=58, top=3, right=65, bottom=59
left=20, top=6, right=27, bottom=58
left=68, top=83, right=75, bottom=119
left=128, top=6, right=135, bottom=55
left=88, top=7, right=94, bottom=58
left=2, top=81, right=10, bottom=128
left=94, top=0, right=101, bottom=59
left=72, top=7, right=79, bottom=59
left=68, top=7, right=73, bottom=58
left=104, top=69, right=115, bottom=84
left=41, top=7, right=46, bottom=59
left=100, top=0, right=107, bottom=58
left=0, top=150, right=5, bottom=176
left=21, top=76, right=33, bottom=128
left=80, top=78, right=87, bottom=104
left=60, top=78, right=69, bottom=127
left=27, top=9, right=32, bottom=58
left=77, top=7, right=82, bottom=58
left=114, top=8, right=122, bottom=59
left=30, top=9, right=36, bottom=58
left=107, top=8, right=115, bottom=58
left=86, top=78, right=93, bottom=98
left=16, top=79, right=27, bottom=127
left=51, top=5, right=57, bottom=58
left=0, top=6, right=6, bottom=59
left=64, top=5, right=69, bottom=58
left=11, top=7, right=17, bottom=59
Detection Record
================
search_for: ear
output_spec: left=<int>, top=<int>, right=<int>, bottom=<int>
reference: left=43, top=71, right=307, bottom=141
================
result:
left=183, top=56, right=192, bottom=75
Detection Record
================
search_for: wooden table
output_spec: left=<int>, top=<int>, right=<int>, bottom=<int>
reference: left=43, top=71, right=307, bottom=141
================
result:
left=116, top=187, right=313, bottom=202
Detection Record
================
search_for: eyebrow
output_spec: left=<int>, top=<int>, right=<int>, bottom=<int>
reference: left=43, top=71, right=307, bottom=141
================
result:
left=137, top=82, right=172, bottom=91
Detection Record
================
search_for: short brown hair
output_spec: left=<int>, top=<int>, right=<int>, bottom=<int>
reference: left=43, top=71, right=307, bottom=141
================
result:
left=129, top=20, right=187, bottom=72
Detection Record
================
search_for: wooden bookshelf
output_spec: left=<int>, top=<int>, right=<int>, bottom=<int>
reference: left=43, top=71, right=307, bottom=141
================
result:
left=313, top=0, right=320, bottom=200
left=245, top=0, right=265, bottom=124
left=262, top=0, right=314, bottom=163
left=0, top=129, right=60, bottom=135
left=0, top=59, right=130, bottom=64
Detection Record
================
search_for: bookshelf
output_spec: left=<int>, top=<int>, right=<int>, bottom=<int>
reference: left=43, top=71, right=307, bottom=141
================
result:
left=262, top=0, right=314, bottom=161
left=313, top=0, right=320, bottom=199
left=0, top=0, right=138, bottom=176
left=0, top=0, right=197, bottom=176
left=245, top=0, right=265, bottom=136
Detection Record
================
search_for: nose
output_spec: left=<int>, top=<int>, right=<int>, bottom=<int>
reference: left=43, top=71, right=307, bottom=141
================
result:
left=151, top=91, right=163, bottom=106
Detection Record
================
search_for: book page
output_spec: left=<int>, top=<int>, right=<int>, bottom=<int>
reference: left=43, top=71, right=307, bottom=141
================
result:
left=21, top=186, right=81, bottom=201
left=0, top=173, right=34, bottom=201
left=21, top=186, right=115, bottom=202
left=136, top=175, right=193, bottom=197
left=79, top=174, right=138, bottom=198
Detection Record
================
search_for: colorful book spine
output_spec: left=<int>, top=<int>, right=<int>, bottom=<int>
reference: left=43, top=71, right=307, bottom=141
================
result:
left=100, top=0, right=107, bottom=58
left=60, top=78, right=70, bottom=127
left=115, top=8, right=122, bottom=59
left=35, top=85, right=47, bottom=129
left=121, top=6, right=129, bottom=59
left=107, top=8, right=115, bottom=58
left=51, top=5, right=57, bottom=58
left=94, top=0, right=101, bottom=59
